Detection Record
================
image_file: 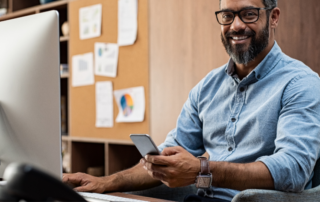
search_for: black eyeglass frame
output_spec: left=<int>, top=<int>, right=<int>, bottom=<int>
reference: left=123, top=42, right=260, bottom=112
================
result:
left=215, top=7, right=275, bottom=25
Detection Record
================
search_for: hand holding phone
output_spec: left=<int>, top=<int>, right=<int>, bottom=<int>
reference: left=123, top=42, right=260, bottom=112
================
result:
left=130, top=134, right=160, bottom=157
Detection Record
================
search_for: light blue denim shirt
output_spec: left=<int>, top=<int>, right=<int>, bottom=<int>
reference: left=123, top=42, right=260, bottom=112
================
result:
left=158, top=42, right=320, bottom=201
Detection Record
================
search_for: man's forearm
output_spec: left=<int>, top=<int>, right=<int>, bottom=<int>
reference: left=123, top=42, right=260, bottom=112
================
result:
left=107, top=162, right=162, bottom=192
left=210, top=161, right=274, bottom=191
left=142, top=147, right=274, bottom=190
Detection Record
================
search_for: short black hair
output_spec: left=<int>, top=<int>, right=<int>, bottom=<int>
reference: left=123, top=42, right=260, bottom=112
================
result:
left=219, top=0, right=278, bottom=9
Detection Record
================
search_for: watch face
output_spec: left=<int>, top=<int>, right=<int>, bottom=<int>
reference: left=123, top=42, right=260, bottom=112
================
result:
left=197, top=176, right=212, bottom=188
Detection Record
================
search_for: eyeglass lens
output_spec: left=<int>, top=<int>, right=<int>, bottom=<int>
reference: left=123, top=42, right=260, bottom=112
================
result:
left=217, top=9, right=259, bottom=25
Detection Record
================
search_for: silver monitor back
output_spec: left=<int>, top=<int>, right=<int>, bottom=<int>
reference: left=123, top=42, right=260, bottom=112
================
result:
left=0, top=11, right=61, bottom=179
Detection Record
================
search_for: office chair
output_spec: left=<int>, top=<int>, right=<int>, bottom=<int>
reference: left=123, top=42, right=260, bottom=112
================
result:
left=231, top=158, right=320, bottom=202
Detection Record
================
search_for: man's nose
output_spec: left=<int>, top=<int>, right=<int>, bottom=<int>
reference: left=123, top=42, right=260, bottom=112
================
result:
left=230, top=15, right=247, bottom=32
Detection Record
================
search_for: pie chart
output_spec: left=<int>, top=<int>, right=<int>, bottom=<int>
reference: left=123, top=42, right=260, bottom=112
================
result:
left=120, top=94, right=134, bottom=116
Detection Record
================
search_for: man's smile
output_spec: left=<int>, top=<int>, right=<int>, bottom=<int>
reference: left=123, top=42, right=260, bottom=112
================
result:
left=229, top=35, right=251, bottom=44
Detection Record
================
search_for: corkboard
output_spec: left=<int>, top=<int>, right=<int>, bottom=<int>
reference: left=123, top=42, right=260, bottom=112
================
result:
left=69, top=0, right=149, bottom=140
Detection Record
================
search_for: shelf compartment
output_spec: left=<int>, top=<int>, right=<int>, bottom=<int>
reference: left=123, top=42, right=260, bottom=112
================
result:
left=107, top=144, right=141, bottom=175
left=0, top=0, right=69, bottom=21
left=60, top=36, right=69, bottom=42
left=71, top=142, right=105, bottom=175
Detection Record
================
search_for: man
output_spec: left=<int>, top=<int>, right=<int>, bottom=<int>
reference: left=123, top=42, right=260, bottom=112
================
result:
left=63, top=0, right=320, bottom=201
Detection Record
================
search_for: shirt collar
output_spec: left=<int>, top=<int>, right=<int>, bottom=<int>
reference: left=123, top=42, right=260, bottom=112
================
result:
left=224, top=41, right=283, bottom=81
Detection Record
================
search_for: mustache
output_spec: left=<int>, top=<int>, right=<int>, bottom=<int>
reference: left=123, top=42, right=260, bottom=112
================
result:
left=225, top=29, right=255, bottom=38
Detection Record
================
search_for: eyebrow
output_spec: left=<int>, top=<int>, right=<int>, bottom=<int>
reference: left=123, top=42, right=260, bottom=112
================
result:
left=219, top=6, right=257, bottom=12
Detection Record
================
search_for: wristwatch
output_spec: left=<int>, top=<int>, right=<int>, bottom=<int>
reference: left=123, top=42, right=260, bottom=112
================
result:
left=195, top=156, right=212, bottom=189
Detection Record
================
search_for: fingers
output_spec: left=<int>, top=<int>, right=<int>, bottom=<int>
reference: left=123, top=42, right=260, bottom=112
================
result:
left=64, top=173, right=106, bottom=193
left=74, top=181, right=106, bottom=193
left=161, top=146, right=183, bottom=156
left=74, top=185, right=90, bottom=192
left=143, top=146, right=185, bottom=165
left=144, top=155, right=171, bottom=166
left=62, top=173, right=85, bottom=185
left=62, top=172, right=94, bottom=189
left=74, top=184, right=102, bottom=193
left=141, top=159, right=176, bottom=182
left=144, top=161, right=167, bottom=174
left=147, top=169, right=165, bottom=180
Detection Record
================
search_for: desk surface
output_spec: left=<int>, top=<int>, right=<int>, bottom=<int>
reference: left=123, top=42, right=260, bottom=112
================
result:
left=109, top=192, right=173, bottom=202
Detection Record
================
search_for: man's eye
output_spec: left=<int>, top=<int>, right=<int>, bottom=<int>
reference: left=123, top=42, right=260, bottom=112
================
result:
left=222, top=14, right=233, bottom=19
left=246, top=12, right=255, bottom=16
left=243, top=11, right=257, bottom=17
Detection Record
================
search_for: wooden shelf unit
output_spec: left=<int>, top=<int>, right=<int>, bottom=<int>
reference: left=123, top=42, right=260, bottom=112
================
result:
left=62, top=136, right=141, bottom=175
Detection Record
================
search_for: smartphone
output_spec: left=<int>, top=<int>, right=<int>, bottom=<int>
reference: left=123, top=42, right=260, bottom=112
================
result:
left=130, top=134, right=160, bottom=157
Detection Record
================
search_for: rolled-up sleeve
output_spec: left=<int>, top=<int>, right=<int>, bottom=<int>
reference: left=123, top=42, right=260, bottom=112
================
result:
left=158, top=79, right=205, bottom=157
left=257, top=73, right=320, bottom=192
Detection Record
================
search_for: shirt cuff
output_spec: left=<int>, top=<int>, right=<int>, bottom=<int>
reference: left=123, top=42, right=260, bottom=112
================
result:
left=256, top=153, right=303, bottom=192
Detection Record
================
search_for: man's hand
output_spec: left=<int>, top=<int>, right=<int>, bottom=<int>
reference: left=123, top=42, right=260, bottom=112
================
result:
left=62, top=163, right=162, bottom=193
left=140, top=146, right=200, bottom=188
left=62, top=172, right=110, bottom=193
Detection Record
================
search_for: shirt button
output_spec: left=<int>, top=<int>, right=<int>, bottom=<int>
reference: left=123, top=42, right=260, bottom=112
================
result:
left=228, top=147, right=233, bottom=152
left=231, top=118, right=236, bottom=122
left=257, top=75, right=261, bottom=79
left=240, top=87, right=245, bottom=92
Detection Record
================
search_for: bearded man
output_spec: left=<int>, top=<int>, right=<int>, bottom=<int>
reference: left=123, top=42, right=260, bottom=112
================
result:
left=63, top=0, right=320, bottom=201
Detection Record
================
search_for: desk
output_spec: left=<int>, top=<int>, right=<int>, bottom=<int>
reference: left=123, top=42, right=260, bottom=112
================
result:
left=109, top=193, right=173, bottom=202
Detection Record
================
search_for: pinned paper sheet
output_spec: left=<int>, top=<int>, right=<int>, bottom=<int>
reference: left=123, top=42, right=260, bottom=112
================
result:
left=95, top=43, right=119, bottom=78
left=96, top=82, right=113, bottom=128
left=118, top=0, right=138, bottom=46
left=72, top=53, right=94, bottom=87
left=79, top=4, right=102, bottom=40
left=114, top=86, right=145, bottom=122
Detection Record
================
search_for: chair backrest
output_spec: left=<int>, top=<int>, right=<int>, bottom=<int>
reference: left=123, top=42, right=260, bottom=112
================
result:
left=312, top=158, right=320, bottom=188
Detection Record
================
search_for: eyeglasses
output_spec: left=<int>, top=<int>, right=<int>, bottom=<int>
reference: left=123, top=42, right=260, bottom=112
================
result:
left=215, top=7, right=274, bottom=25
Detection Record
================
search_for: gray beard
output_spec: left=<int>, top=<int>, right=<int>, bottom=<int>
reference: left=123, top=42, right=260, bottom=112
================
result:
left=221, top=21, right=270, bottom=65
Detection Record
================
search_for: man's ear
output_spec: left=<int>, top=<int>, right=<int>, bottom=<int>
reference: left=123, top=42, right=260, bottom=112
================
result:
left=270, top=7, right=280, bottom=29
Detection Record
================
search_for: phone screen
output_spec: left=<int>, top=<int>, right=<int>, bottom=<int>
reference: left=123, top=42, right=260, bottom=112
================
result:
left=130, top=134, right=160, bottom=157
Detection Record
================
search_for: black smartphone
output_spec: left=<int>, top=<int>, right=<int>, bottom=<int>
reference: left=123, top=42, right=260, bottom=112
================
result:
left=130, top=134, right=160, bottom=157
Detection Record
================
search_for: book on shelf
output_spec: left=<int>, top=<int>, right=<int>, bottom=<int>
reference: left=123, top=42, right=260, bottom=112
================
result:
left=60, top=64, right=69, bottom=77
left=61, top=96, right=67, bottom=134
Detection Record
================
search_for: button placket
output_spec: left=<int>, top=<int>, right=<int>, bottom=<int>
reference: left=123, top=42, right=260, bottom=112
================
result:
left=226, top=86, right=247, bottom=156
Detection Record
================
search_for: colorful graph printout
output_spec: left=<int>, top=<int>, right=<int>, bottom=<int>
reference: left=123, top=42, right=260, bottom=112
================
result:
left=114, top=86, right=145, bottom=122
left=121, top=94, right=134, bottom=116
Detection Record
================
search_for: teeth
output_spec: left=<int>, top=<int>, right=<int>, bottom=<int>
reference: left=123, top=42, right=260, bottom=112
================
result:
left=232, top=36, right=249, bottom=40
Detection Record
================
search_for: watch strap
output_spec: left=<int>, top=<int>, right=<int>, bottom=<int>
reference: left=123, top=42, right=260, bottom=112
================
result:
left=198, top=156, right=209, bottom=175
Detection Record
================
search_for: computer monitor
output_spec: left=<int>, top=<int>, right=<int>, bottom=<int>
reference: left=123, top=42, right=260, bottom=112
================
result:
left=0, top=11, right=61, bottom=179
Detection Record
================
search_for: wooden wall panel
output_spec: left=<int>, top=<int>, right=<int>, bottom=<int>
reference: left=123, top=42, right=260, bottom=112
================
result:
left=149, top=0, right=229, bottom=145
left=276, top=0, right=320, bottom=73
left=69, top=0, right=149, bottom=140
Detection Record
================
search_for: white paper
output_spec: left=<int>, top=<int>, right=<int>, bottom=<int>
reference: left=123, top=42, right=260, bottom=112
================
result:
left=114, top=86, right=145, bottom=122
left=95, top=43, right=119, bottom=78
left=79, top=4, right=102, bottom=40
left=96, top=82, right=113, bottom=128
left=118, top=0, right=138, bottom=46
left=0, top=8, right=7, bottom=17
left=72, top=53, right=95, bottom=87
